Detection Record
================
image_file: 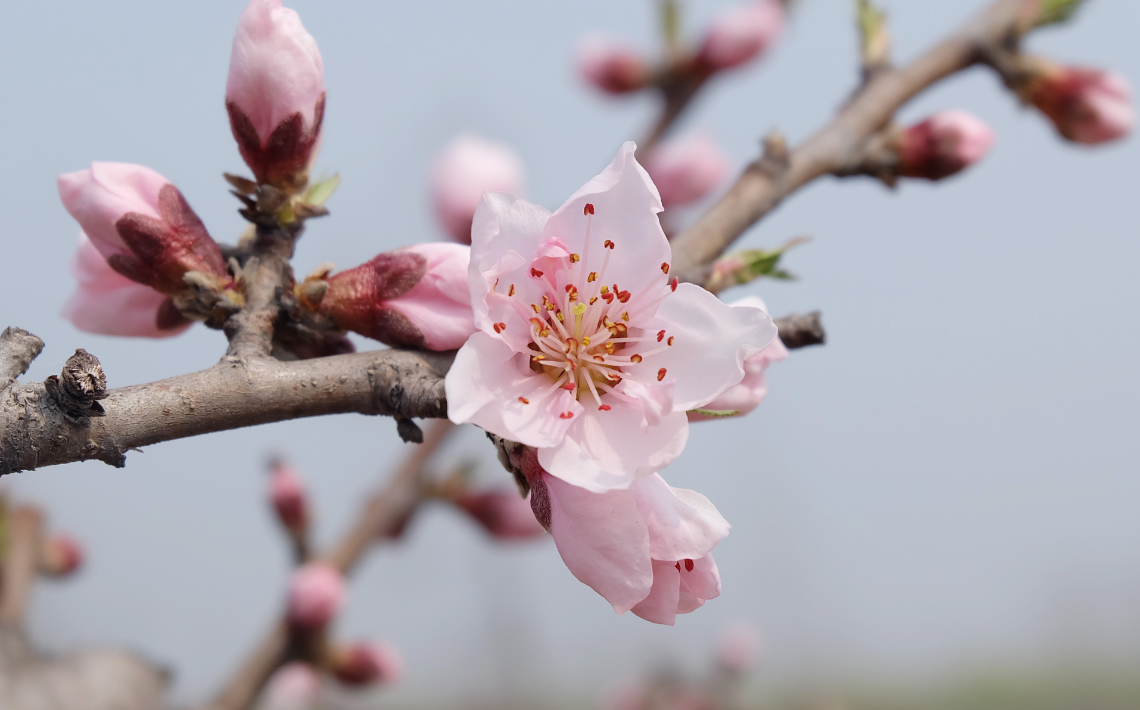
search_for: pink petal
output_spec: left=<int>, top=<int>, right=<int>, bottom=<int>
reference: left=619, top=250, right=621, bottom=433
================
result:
left=445, top=332, right=581, bottom=448
left=633, top=474, right=730, bottom=562
left=57, top=162, right=168, bottom=259
left=385, top=242, right=475, bottom=351
left=644, top=132, right=732, bottom=207
left=676, top=553, right=721, bottom=614
left=431, top=134, right=525, bottom=244
left=698, top=0, right=785, bottom=71
left=629, top=559, right=682, bottom=625
left=544, top=473, right=654, bottom=614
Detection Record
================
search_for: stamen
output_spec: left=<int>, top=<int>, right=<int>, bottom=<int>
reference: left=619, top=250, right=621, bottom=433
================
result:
left=531, top=303, right=539, bottom=313
left=684, top=558, right=694, bottom=572
left=603, top=240, right=615, bottom=250
left=530, top=268, right=543, bottom=278
left=560, top=411, right=574, bottom=419
left=583, top=203, right=594, bottom=215
left=569, top=253, right=580, bottom=263
left=657, top=368, right=667, bottom=381
left=657, top=330, right=665, bottom=342
left=630, top=354, right=643, bottom=364
left=493, top=322, right=506, bottom=333
left=508, top=284, right=515, bottom=297
left=670, top=277, right=679, bottom=291
left=667, top=336, right=675, bottom=346
left=661, top=262, right=670, bottom=274
left=587, top=272, right=597, bottom=282
left=518, top=397, right=530, bottom=404
left=598, top=404, right=611, bottom=411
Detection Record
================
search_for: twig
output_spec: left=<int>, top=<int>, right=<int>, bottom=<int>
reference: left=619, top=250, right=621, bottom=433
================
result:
left=774, top=312, right=825, bottom=349
left=0, top=328, right=44, bottom=392
left=224, top=227, right=297, bottom=360
left=0, top=506, right=43, bottom=627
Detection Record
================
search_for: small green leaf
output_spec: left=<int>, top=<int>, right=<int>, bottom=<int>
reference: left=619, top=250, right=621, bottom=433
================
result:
left=689, top=408, right=742, bottom=418
left=1035, top=0, right=1087, bottom=27
left=306, top=173, right=341, bottom=207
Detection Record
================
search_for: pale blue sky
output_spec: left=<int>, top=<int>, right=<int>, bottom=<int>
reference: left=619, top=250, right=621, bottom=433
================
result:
left=0, top=0, right=1137, bottom=706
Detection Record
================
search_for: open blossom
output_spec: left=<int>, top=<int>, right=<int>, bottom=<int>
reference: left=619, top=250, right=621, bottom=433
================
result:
left=62, top=234, right=192, bottom=338
left=332, top=642, right=404, bottom=687
left=897, top=110, right=995, bottom=180
left=226, top=0, right=325, bottom=186
left=1021, top=62, right=1135, bottom=145
left=697, top=0, right=785, bottom=72
left=522, top=448, right=727, bottom=625
left=432, top=134, right=525, bottom=244
left=446, top=142, right=777, bottom=493
left=454, top=490, right=547, bottom=540
left=287, top=562, right=345, bottom=631
left=688, top=296, right=787, bottom=421
left=263, top=662, right=321, bottom=710
left=269, top=460, right=309, bottom=533
left=577, top=35, right=650, bottom=94
left=311, top=243, right=475, bottom=350
left=644, top=132, right=732, bottom=207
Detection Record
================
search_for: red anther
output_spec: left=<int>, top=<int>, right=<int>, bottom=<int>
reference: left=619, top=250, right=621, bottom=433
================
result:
left=562, top=382, right=576, bottom=391
left=661, top=262, right=670, bottom=274
left=584, top=203, right=595, bottom=216
left=508, top=284, right=516, bottom=297
left=565, top=284, right=574, bottom=292
left=530, top=268, right=544, bottom=278
left=657, top=367, right=667, bottom=381
left=684, top=558, right=694, bottom=572
left=675, top=562, right=681, bottom=572
left=603, top=240, right=615, bottom=250
left=601, top=292, right=614, bottom=303
left=598, top=404, right=612, bottom=411
left=657, top=330, right=665, bottom=342
left=667, top=336, right=675, bottom=346
left=493, top=278, right=499, bottom=290
left=518, top=397, right=530, bottom=404
left=617, top=290, right=631, bottom=303
left=630, top=354, right=643, bottom=364
left=560, top=411, right=575, bottom=419
left=493, top=322, right=506, bottom=333
left=670, top=277, right=679, bottom=292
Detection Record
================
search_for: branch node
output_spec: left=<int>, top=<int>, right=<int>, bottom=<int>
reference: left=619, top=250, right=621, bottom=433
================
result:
left=396, top=418, right=423, bottom=444
left=757, top=130, right=791, bottom=178
left=774, top=311, right=827, bottom=349
left=44, top=349, right=108, bottom=422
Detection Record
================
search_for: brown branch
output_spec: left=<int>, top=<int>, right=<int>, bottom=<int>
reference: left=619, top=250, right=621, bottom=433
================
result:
left=224, top=228, right=297, bottom=360
left=670, top=0, right=1027, bottom=282
left=774, top=312, right=826, bottom=349
left=0, top=506, right=43, bottom=627
left=0, top=328, right=44, bottom=392
left=637, top=69, right=711, bottom=161
left=200, top=419, right=454, bottom=710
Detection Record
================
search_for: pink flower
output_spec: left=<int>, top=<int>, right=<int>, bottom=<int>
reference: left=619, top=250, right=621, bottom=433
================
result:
left=577, top=35, right=650, bottom=94
left=332, top=642, right=404, bottom=687
left=897, top=110, right=995, bottom=180
left=688, top=296, right=787, bottom=421
left=1024, top=64, right=1135, bottom=145
left=523, top=448, right=727, bottom=625
left=226, top=0, right=325, bottom=186
left=697, top=0, right=785, bottom=72
left=454, top=490, right=548, bottom=540
left=286, top=562, right=345, bottom=631
left=269, top=460, right=308, bottom=533
left=263, top=662, right=321, bottom=710
left=432, top=134, right=525, bottom=245
left=315, top=243, right=475, bottom=350
left=717, top=623, right=763, bottom=672
left=41, top=533, right=84, bottom=577
left=57, top=163, right=230, bottom=295
left=62, top=234, right=192, bottom=338
left=644, top=132, right=732, bottom=207
left=446, top=142, right=778, bottom=493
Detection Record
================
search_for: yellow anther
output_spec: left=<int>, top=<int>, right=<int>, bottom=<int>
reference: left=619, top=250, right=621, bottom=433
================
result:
left=588, top=271, right=598, bottom=282
left=621, top=311, right=629, bottom=322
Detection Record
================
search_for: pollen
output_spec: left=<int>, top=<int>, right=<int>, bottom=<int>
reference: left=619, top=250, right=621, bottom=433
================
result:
left=532, top=354, right=545, bottom=361
left=569, top=253, right=580, bottom=263
left=657, top=368, right=667, bottom=381
left=599, top=285, right=610, bottom=294
left=621, top=311, right=629, bottom=322
left=518, top=397, right=530, bottom=404
left=582, top=336, right=590, bottom=346
left=588, top=272, right=598, bottom=282
left=531, top=303, right=539, bottom=313
left=589, top=297, right=597, bottom=305
left=556, top=312, right=564, bottom=321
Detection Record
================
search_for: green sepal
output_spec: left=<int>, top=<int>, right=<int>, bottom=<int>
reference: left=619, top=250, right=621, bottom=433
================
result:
left=689, top=408, right=742, bottom=418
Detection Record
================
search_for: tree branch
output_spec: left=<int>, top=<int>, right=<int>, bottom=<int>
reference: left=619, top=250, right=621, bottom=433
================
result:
left=0, top=328, right=44, bottom=392
left=0, top=506, right=43, bottom=627
left=670, top=0, right=1026, bottom=282
left=224, top=228, right=297, bottom=360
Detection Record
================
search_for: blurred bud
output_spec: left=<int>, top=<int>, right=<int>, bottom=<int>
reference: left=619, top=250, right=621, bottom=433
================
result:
left=689, top=296, right=787, bottom=422
left=1020, top=60, right=1135, bottom=145
left=717, top=623, right=763, bottom=672
left=226, top=0, right=325, bottom=188
left=577, top=35, right=651, bottom=94
left=454, top=490, right=547, bottom=540
left=40, top=533, right=84, bottom=577
left=308, top=243, right=475, bottom=351
left=897, top=110, right=995, bottom=180
left=331, top=642, right=404, bottom=687
left=287, top=562, right=345, bottom=631
left=644, top=132, right=732, bottom=207
left=62, top=234, right=193, bottom=338
left=269, top=460, right=309, bottom=534
left=697, top=0, right=784, bottom=72
left=263, top=662, right=321, bottom=710
left=58, top=163, right=231, bottom=295
left=431, top=134, right=525, bottom=244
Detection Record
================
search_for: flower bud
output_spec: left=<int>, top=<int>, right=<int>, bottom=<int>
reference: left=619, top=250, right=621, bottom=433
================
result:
left=263, top=662, right=321, bottom=710
left=331, top=642, right=403, bottom=687
left=62, top=234, right=193, bottom=338
left=269, top=460, right=308, bottom=534
left=454, top=490, right=547, bottom=540
left=311, top=243, right=475, bottom=351
left=286, top=562, right=345, bottom=631
left=697, top=0, right=784, bottom=72
left=897, top=110, right=995, bottom=180
left=58, top=163, right=230, bottom=295
left=644, top=132, right=732, bottom=207
left=431, top=135, right=525, bottom=244
left=226, top=0, right=325, bottom=187
left=40, top=533, right=84, bottom=577
left=577, top=35, right=650, bottom=94
left=1021, top=61, right=1135, bottom=145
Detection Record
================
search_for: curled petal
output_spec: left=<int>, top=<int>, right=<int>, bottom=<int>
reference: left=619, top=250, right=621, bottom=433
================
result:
left=634, top=474, right=729, bottom=562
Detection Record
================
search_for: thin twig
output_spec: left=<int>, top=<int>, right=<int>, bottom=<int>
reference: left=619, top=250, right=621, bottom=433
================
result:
left=0, top=506, right=43, bottom=627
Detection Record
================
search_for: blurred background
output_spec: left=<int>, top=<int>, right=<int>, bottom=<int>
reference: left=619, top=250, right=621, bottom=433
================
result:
left=1, top=0, right=1138, bottom=707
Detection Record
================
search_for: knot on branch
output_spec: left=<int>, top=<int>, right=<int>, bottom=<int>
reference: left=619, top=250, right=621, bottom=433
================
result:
left=774, top=311, right=827, bottom=349
left=756, top=130, right=791, bottom=179
left=44, top=349, right=108, bottom=422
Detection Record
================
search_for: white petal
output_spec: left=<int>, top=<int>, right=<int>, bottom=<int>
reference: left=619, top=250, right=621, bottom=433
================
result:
left=469, top=192, right=551, bottom=334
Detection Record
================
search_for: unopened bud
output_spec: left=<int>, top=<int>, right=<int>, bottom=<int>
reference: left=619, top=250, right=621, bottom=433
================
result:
left=1019, top=60, right=1135, bottom=145
left=269, top=461, right=308, bottom=533
left=286, top=562, right=345, bottom=631
left=331, top=642, right=403, bottom=687
left=263, top=662, right=321, bottom=710
left=644, top=132, right=731, bottom=207
left=432, top=135, right=525, bottom=244
left=40, top=533, right=84, bottom=577
left=717, top=623, right=763, bottom=672
left=696, top=0, right=784, bottom=72
left=226, top=0, right=325, bottom=188
left=316, top=243, right=475, bottom=351
left=454, top=491, right=547, bottom=540
left=577, top=35, right=650, bottom=94
left=897, top=110, right=995, bottom=180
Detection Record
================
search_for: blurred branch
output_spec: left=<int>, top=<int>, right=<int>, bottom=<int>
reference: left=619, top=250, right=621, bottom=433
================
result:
left=0, top=506, right=42, bottom=627
left=200, top=420, right=455, bottom=710
left=670, top=0, right=1028, bottom=283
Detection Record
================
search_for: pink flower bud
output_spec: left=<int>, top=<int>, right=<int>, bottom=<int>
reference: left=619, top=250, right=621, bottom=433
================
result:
left=269, top=461, right=308, bottom=533
left=644, top=132, right=732, bottom=207
left=897, top=110, right=996, bottom=180
left=62, top=234, right=193, bottom=338
left=455, top=490, right=547, bottom=540
left=697, top=0, right=784, bottom=72
left=717, top=623, right=763, bottom=672
left=317, top=243, right=475, bottom=351
left=226, top=0, right=325, bottom=186
left=41, top=533, right=84, bottom=577
left=286, top=562, right=345, bottom=631
left=332, top=642, right=403, bottom=687
left=1025, top=64, right=1135, bottom=145
left=431, top=135, right=525, bottom=244
left=58, top=163, right=230, bottom=295
left=577, top=35, right=650, bottom=94
left=263, top=662, right=320, bottom=710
